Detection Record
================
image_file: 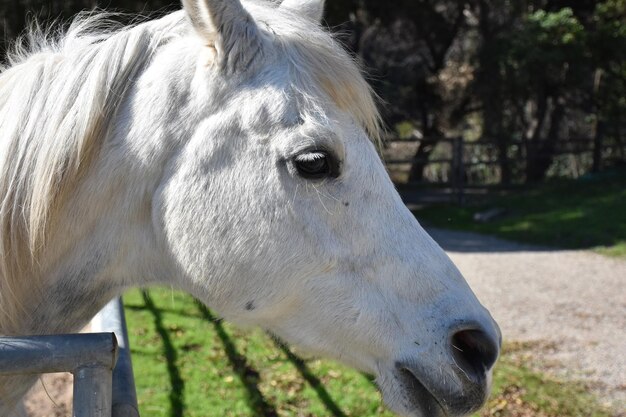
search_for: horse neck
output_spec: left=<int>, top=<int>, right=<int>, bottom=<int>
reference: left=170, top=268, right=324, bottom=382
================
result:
left=0, top=196, right=120, bottom=413
left=0, top=115, right=186, bottom=417
left=2, top=39, right=205, bottom=339
left=2, top=145, right=178, bottom=338
left=0, top=16, right=193, bottom=413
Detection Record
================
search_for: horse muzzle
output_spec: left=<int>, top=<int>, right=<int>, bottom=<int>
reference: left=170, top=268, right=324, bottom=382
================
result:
left=379, top=319, right=501, bottom=417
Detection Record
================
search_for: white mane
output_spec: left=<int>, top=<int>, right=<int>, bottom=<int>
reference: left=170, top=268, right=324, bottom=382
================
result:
left=269, top=8, right=382, bottom=140
left=0, top=12, right=185, bottom=331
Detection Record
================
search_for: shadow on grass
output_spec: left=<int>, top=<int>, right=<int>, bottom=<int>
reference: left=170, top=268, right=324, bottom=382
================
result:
left=272, top=340, right=348, bottom=417
left=124, top=303, right=203, bottom=318
left=196, top=302, right=279, bottom=417
left=142, top=290, right=185, bottom=417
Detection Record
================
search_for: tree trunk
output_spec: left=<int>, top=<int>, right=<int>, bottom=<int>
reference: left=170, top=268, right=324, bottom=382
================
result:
left=495, top=137, right=511, bottom=185
left=408, top=104, right=443, bottom=182
left=591, top=69, right=604, bottom=173
left=408, top=136, right=439, bottom=182
left=475, top=0, right=511, bottom=185
left=592, top=121, right=605, bottom=173
left=526, top=98, right=565, bottom=183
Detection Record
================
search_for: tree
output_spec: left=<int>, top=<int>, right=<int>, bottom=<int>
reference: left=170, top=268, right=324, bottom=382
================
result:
left=471, top=2, right=624, bottom=183
left=327, top=0, right=479, bottom=182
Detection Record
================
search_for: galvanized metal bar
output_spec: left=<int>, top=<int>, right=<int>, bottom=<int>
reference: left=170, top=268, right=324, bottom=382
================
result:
left=0, top=333, right=117, bottom=375
left=92, top=297, right=140, bottom=417
left=73, top=365, right=113, bottom=417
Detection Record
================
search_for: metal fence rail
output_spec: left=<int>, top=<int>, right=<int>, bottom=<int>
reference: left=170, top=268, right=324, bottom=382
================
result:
left=93, top=298, right=140, bottom=417
left=0, top=297, right=140, bottom=417
left=0, top=333, right=118, bottom=417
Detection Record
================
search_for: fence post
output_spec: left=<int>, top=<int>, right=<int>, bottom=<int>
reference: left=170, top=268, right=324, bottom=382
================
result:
left=0, top=333, right=118, bottom=417
left=452, top=137, right=465, bottom=205
left=92, top=298, right=140, bottom=417
left=73, top=365, right=113, bottom=417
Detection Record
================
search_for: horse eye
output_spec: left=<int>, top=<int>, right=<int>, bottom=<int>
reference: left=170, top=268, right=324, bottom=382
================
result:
left=293, top=151, right=336, bottom=179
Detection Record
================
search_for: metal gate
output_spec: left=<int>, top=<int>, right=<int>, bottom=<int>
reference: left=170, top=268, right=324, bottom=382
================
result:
left=0, top=298, right=140, bottom=417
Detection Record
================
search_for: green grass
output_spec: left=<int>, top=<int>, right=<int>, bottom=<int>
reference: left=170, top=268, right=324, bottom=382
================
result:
left=124, top=288, right=613, bottom=417
left=412, top=172, right=626, bottom=257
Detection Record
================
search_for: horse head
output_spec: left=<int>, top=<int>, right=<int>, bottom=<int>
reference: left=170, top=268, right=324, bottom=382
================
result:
left=141, top=1, right=501, bottom=416
left=0, top=0, right=500, bottom=415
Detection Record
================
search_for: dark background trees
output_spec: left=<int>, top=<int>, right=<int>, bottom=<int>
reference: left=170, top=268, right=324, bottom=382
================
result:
left=1, top=0, right=624, bottom=185
left=331, top=0, right=625, bottom=185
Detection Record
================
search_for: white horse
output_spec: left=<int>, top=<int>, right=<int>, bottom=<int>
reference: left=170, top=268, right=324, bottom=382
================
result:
left=0, top=0, right=500, bottom=416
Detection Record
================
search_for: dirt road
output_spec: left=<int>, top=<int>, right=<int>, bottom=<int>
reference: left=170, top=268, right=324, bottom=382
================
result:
left=427, top=228, right=626, bottom=411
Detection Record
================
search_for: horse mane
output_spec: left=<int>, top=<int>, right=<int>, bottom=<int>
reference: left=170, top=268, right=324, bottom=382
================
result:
left=0, top=11, right=185, bottom=332
left=0, top=3, right=381, bottom=332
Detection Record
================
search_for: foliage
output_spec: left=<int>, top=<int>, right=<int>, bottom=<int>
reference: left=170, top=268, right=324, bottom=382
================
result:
left=329, top=0, right=625, bottom=184
left=507, top=8, right=587, bottom=86
left=124, top=288, right=613, bottom=417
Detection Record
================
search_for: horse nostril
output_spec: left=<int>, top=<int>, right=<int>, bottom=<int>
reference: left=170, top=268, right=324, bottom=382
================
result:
left=450, top=328, right=499, bottom=382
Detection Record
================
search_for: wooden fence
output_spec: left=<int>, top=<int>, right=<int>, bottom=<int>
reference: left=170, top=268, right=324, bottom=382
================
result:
left=384, top=136, right=626, bottom=205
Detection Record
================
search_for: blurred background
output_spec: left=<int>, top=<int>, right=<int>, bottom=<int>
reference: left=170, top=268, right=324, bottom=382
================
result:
left=2, top=1, right=625, bottom=417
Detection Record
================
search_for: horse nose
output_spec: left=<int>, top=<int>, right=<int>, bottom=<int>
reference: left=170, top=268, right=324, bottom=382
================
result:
left=450, top=325, right=500, bottom=383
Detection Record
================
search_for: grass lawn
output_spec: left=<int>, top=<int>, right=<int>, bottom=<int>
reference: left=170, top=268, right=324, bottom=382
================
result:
left=124, top=288, right=613, bottom=417
left=411, top=171, right=626, bottom=257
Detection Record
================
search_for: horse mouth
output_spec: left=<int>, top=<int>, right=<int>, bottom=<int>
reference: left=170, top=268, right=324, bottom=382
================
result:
left=380, top=362, right=489, bottom=417
left=393, top=366, right=448, bottom=417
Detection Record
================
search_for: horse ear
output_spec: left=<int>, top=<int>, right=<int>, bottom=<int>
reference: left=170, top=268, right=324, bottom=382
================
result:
left=182, top=0, right=265, bottom=73
left=280, top=0, right=325, bottom=22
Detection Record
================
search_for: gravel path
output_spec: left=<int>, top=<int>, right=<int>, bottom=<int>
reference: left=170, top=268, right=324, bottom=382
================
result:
left=24, top=228, right=626, bottom=415
left=427, top=227, right=626, bottom=411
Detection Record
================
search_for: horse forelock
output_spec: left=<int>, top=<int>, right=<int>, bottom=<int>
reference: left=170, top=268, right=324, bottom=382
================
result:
left=267, top=7, right=382, bottom=143
left=0, top=12, right=185, bottom=332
